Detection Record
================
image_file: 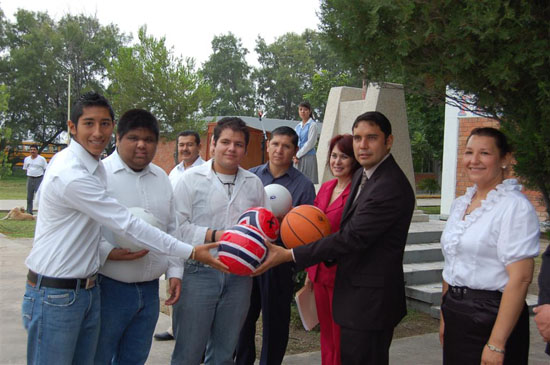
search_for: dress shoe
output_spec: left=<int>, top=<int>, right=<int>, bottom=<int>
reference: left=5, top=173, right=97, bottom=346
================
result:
left=154, top=331, right=174, bottom=341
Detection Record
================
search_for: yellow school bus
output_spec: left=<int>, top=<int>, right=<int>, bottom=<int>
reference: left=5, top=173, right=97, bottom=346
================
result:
left=9, top=141, right=67, bottom=167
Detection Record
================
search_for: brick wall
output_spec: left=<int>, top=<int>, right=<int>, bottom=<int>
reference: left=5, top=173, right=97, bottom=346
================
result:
left=152, top=138, right=177, bottom=175
left=456, top=117, right=548, bottom=222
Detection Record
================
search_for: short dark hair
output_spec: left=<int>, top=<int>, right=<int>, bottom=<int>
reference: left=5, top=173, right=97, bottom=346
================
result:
left=178, top=130, right=201, bottom=145
left=70, top=91, right=114, bottom=126
left=270, top=126, right=298, bottom=147
left=352, top=111, right=392, bottom=140
left=29, top=144, right=38, bottom=150
left=467, top=127, right=511, bottom=157
left=299, top=101, right=313, bottom=119
left=299, top=101, right=311, bottom=111
left=328, top=134, right=361, bottom=175
left=117, top=109, right=159, bottom=141
left=213, top=117, right=250, bottom=148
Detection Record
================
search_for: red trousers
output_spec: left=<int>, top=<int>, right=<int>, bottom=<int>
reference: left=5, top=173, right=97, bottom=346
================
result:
left=313, top=282, right=341, bottom=365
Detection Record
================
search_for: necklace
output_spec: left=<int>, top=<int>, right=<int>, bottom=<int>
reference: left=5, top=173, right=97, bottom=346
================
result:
left=212, top=163, right=238, bottom=198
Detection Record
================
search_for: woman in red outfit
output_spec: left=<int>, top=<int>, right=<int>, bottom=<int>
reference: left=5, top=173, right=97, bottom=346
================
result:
left=305, top=134, right=360, bottom=365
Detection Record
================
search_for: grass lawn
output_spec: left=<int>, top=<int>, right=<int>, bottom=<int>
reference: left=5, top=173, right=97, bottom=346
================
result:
left=0, top=169, right=27, bottom=199
left=0, top=212, right=36, bottom=238
left=418, top=205, right=440, bottom=215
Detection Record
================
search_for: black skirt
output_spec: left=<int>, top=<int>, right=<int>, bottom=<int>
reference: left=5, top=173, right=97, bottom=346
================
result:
left=441, top=286, right=529, bottom=365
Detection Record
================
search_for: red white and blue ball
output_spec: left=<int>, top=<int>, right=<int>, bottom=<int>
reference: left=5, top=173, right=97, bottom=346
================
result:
left=218, top=224, right=268, bottom=276
left=236, top=207, right=279, bottom=242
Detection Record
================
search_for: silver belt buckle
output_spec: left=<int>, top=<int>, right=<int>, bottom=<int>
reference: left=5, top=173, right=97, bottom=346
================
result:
left=85, top=275, right=97, bottom=289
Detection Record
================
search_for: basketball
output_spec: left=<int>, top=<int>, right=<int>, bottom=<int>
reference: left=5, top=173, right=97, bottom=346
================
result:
left=114, top=207, right=162, bottom=252
left=280, top=205, right=331, bottom=249
left=264, top=184, right=292, bottom=218
left=236, top=207, right=279, bottom=241
left=218, top=224, right=268, bottom=276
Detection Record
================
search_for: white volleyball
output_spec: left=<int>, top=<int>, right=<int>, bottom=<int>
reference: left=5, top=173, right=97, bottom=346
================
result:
left=264, top=184, right=292, bottom=218
left=114, top=207, right=162, bottom=252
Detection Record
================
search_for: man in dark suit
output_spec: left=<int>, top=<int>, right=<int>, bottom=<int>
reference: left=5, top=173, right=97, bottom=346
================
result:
left=254, top=111, right=415, bottom=364
left=534, top=245, right=550, bottom=355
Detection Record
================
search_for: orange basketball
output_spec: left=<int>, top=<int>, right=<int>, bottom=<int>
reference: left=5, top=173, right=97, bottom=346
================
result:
left=280, top=205, right=332, bottom=249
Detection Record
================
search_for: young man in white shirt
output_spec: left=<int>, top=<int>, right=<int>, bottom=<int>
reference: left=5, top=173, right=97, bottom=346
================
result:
left=170, top=117, right=267, bottom=364
left=22, top=144, right=48, bottom=214
left=168, top=130, right=205, bottom=188
left=156, top=130, right=206, bottom=342
left=93, top=109, right=184, bottom=364
left=22, top=92, right=226, bottom=365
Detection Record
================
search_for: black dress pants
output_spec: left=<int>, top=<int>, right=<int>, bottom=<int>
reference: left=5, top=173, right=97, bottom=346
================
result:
left=441, top=288, right=529, bottom=365
left=339, top=326, right=394, bottom=365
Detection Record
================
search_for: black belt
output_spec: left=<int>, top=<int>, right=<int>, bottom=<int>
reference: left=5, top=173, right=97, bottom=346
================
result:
left=27, top=270, right=97, bottom=290
left=186, top=259, right=210, bottom=268
left=448, top=285, right=502, bottom=300
left=28, top=176, right=43, bottom=178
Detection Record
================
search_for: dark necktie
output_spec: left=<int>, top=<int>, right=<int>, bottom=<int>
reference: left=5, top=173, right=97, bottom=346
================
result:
left=353, top=170, right=368, bottom=203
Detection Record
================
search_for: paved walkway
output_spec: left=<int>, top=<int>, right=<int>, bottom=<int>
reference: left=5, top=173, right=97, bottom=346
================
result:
left=0, top=200, right=28, bottom=212
left=1, top=235, right=549, bottom=364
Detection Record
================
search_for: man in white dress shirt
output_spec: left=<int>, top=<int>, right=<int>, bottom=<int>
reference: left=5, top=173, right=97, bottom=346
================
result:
left=22, top=144, right=48, bottom=214
left=168, top=130, right=205, bottom=188
left=170, top=117, right=267, bottom=364
left=22, top=92, right=226, bottom=365
left=155, top=130, right=206, bottom=342
left=93, top=109, right=184, bottom=364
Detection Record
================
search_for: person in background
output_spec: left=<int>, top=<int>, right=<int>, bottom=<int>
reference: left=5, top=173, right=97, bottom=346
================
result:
left=535, top=244, right=550, bottom=356
left=21, top=92, right=225, bottom=365
left=155, top=130, right=205, bottom=342
left=439, top=127, right=539, bottom=364
left=253, top=111, right=415, bottom=364
left=170, top=117, right=267, bottom=365
left=22, top=144, right=47, bottom=214
left=236, top=126, right=315, bottom=365
left=94, top=109, right=183, bottom=364
left=293, top=101, right=319, bottom=184
left=168, top=130, right=205, bottom=188
left=304, top=134, right=360, bottom=365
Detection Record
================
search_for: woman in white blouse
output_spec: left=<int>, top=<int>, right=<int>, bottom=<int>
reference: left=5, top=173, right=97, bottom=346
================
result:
left=439, top=127, right=540, bottom=365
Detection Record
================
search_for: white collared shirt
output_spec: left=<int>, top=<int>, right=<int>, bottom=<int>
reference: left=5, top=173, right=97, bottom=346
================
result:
left=23, top=155, right=47, bottom=177
left=441, top=179, right=540, bottom=291
left=169, top=156, right=205, bottom=188
left=173, top=159, right=268, bottom=251
left=98, top=150, right=183, bottom=283
left=25, top=141, right=193, bottom=278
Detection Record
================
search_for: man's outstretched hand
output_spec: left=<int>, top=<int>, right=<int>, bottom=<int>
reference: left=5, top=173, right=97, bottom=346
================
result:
left=194, top=242, right=230, bottom=273
left=252, top=241, right=294, bottom=276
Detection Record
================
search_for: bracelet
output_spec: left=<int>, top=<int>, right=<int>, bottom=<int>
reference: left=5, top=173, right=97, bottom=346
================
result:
left=211, top=229, right=217, bottom=242
left=486, top=343, right=505, bottom=354
left=191, top=247, right=196, bottom=261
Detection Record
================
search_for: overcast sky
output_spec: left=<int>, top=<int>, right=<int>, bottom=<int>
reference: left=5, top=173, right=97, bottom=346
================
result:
left=1, top=0, right=322, bottom=66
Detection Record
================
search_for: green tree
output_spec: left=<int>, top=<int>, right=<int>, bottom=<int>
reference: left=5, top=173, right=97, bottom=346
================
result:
left=254, top=30, right=360, bottom=121
left=254, top=33, right=315, bottom=120
left=0, top=84, right=12, bottom=178
left=406, top=94, right=444, bottom=176
left=319, top=0, right=550, bottom=218
left=201, top=33, right=255, bottom=116
left=106, top=26, right=212, bottom=138
left=1, top=10, right=126, bottom=149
